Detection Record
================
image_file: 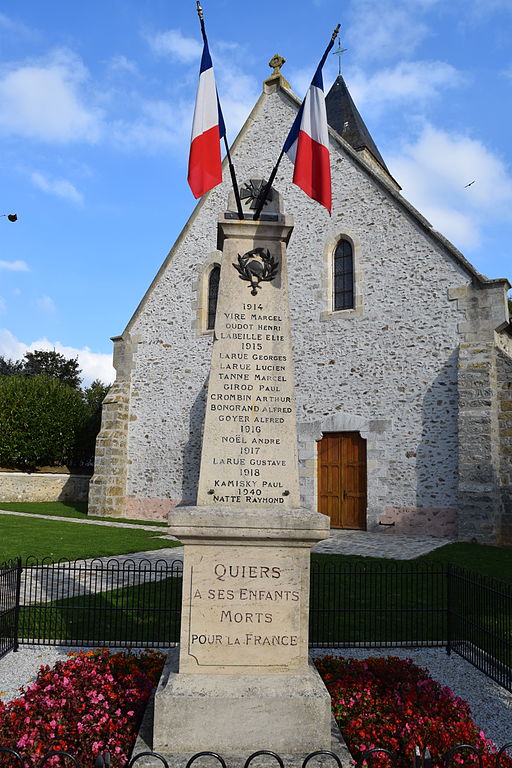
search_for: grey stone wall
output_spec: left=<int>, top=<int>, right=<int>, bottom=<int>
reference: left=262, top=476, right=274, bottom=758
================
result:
left=0, top=472, right=89, bottom=503
left=497, top=347, right=512, bottom=544
left=457, top=341, right=501, bottom=541
left=89, top=336, right=132, bottom=518
left=450, top=282, right=510, bottom=542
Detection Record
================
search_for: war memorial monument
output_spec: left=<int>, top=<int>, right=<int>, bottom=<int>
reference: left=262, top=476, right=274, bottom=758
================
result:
left=150, top=185, right=334, bottom=757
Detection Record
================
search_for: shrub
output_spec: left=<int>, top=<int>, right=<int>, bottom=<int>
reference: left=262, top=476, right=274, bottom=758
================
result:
left=0, top=649, right=165, bottom=767
left=0, top=375, right=88, bottom=470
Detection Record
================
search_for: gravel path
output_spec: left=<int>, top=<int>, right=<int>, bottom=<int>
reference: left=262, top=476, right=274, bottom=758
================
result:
left=1, top=646, right=511, bottom=749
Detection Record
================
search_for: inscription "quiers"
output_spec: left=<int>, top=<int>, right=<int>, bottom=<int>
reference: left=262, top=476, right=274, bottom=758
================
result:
left=214, top=563, right=281, bottom=581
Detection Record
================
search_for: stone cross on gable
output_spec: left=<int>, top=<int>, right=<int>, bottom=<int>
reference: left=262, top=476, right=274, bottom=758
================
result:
left=265, top=53, right=291, bottom=89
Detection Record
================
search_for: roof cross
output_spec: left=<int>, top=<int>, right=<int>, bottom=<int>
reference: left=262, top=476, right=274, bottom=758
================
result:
left=332, top=35, right=347, bottom=76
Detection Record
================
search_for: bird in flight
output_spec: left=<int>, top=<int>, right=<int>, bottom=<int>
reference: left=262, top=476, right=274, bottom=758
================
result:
left=464, top=180, right=476, bottom=188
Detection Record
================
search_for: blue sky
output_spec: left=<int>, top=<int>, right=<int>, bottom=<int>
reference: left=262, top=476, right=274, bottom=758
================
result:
left=1, top=0, right=511, bottom=385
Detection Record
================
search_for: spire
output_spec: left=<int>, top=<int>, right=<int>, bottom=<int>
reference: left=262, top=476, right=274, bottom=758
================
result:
left=326, top=73, right=392, bottom=177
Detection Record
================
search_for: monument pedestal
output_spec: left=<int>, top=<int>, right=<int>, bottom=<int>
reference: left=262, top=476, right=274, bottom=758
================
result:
left=154, top=651, right=330, bottom=754
left=153, top=506, right=331, bottom=754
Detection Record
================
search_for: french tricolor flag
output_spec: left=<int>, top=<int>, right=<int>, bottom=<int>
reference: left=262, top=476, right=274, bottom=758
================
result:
left=283, top=31, right=338, bottom=214
left=188, top=29, right=225, bottom=199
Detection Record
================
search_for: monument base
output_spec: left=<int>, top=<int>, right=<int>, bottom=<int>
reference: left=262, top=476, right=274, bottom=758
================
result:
left=152, top=648, right=332, bottom=755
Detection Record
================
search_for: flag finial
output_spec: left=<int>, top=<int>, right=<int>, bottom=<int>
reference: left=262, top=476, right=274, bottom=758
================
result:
left=196, top=1, right=203, bottom=21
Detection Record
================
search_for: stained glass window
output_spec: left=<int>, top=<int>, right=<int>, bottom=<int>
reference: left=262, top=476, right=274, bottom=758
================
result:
left=333, top=239, right=354, bottom=311
left=207, top=264, right=220, bottom=330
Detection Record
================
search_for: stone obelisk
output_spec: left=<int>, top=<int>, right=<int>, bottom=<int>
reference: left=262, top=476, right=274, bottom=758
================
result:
left=153, top=184, right=331, bottom=755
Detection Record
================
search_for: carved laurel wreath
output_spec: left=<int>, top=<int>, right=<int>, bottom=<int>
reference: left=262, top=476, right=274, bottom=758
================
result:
left=233, top=248, right=279, bottom=295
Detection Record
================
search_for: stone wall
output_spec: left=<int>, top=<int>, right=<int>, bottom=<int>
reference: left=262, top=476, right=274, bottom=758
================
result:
left=452, top=283, right=509, bottom=542
left=88, top=335, right=132, bottom=518
left=0, top=472, right=89, bottom=503
left=497, top=347, right=512, bottom=544
left=456, top=340, right=502, bottom=543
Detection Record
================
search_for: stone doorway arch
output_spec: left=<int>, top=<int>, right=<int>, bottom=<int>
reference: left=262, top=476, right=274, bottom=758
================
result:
left=297, top=411, right=391, bottom=531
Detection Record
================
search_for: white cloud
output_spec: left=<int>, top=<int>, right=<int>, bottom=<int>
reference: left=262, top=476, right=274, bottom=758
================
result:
left=146, top=28, right=202, bottom=63
left=0, top=260, right=29, bottom=271
left=348, top=0, right=434, bottom=63
left=388, top=124, right=512, bottom=251
left=216, top=69, right=259, bottom=138
left=0, top=12, right=35, bottom=38
left=31, top=171, right=84, bottom=205
left=108, top=55, right=138, bottom=75
left=0, top=48, right=103, bottom=143
left=37, top=296, right=56, bottom=312
left=466, top=0, right=512, bottom=15
left=0, top=329, right=115, bottom=386
left=347, top=61, right=463, bottom=113
left=110, top=98, right=193, bottom=152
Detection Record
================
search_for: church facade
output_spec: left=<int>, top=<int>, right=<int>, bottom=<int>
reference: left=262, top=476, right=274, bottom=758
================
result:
left=89, top=63, right=512, bottom=544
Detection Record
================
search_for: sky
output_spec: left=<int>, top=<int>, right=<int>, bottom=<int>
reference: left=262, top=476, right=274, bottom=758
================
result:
left=0, top=0, right=511, bottom=386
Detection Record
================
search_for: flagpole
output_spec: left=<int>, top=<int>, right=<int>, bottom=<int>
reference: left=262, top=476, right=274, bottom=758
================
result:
left=196, top=2, right=245, bottom=221
left=252, top=149, right=284, bottom=221
left=223, top=134, right=245, bottom=220
left=253, top=23, right=340, bottom=222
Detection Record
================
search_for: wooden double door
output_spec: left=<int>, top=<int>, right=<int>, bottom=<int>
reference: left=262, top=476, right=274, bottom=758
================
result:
left=317, top=432, right=367, bottom=529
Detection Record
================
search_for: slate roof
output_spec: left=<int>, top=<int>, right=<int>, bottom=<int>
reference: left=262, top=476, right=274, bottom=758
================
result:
left=326, top=74, right=390, bottom=173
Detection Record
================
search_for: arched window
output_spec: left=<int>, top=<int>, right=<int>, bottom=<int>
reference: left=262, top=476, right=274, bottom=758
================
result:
left=207, top=264, right=220, bottom=330
left=333, top=239, right=354, bottom=311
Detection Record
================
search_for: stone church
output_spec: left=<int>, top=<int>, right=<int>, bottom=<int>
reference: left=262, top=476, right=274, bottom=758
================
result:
left=89, top=60, right=512, bottom=544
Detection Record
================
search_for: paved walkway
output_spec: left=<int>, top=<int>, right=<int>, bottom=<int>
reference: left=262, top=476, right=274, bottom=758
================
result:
left=20, top=548, right=183, bottom=605
left=312, top=530, right=455, bottom=558
left=1, top=508, right=454, bottom=560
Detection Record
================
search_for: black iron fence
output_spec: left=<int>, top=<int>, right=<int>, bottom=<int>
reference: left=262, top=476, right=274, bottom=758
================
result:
left=1, top=743, right=512, bottom=768
left=18, top=556, right=182, bottom=649
left=447, top=564, right=512, bottom=691
left=309, top=561, right=447, bottom=648
left=0, top=558, right=21, bottom=659
left=1, top=557, right=511, bottom=691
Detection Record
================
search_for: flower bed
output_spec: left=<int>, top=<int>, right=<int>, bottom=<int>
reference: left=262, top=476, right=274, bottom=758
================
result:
left=314, top=655, right=512, bottom=768
left=0, top=649, right=165, bottom=767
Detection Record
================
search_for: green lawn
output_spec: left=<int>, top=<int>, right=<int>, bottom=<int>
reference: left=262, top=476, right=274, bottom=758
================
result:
left=418, top=541, right=512, bottom=583
left=312, top=541, right=512, bottom=583
left=20, top=575, right=183, bottom=646
left=0, top=501, right=164, bottom=526
left=0, top=513, right=178, bottom=563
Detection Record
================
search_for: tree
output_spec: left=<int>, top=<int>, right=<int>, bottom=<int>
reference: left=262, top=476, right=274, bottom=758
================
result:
left=75, top=379, right=111, bottom=465
left=0, top=351, right=110, bottom=470
left=0, top=356, right=23, bottom=376
left=0, top=375, right=88, bottom=470
left=22, top=350, right=82, bottom=389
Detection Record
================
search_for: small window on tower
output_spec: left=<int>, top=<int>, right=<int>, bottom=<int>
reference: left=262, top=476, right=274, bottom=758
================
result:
left=207, top=264, right=220, bottom=330
left=333, top=239, right=354, bottom=311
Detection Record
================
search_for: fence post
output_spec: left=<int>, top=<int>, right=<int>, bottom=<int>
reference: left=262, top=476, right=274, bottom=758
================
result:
left=13, top=557, right=22, bottom=653
left=446, top=562, right=452, bottom=657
